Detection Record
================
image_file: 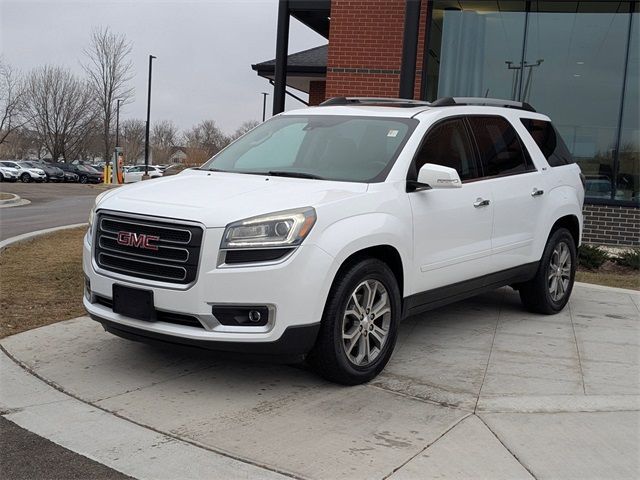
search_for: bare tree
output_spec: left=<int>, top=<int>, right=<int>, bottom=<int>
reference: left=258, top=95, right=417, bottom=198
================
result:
left=24, top=65, right=97, bottom=161
left=0, top=58, right=27, bottom=145
left=151, top=120, right=179, bottom=163
left=121, top=118, right=145, bottom=164
left=229, top=120, right=259, bottom=141
left=183, top=119, right=229, bottom=157
left=83, top=26, right=133, bottom=164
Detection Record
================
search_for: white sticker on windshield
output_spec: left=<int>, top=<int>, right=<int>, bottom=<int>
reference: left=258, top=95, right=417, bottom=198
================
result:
left=387, top=129, right=399, bottom=137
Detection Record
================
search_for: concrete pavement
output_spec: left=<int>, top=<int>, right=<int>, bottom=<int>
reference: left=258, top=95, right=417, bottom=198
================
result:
left=1, top=284, right=639, bottom=479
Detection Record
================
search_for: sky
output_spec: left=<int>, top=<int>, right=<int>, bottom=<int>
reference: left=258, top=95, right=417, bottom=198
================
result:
left=0, top=0, right=327, bottom=134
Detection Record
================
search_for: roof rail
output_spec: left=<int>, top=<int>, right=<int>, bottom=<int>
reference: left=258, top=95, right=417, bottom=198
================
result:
left=320, top=97, right=431, bottom=107
left=430, top=97, right=536, bottom=112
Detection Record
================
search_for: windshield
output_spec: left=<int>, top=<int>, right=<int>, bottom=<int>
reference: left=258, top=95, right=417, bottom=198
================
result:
left=79, top=165, right=97, bottom=173
left=201, top=115, right=417, bottom=182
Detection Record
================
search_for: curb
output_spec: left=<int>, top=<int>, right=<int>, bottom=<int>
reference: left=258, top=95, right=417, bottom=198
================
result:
left=0, top=223, right=88, bottom=252
left=0, top=193, right=31, bottom=208
left=574, top=281, right=640, bottom=296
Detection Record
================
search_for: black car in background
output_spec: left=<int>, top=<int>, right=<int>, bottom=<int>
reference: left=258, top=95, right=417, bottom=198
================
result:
left=55, top=163, right=103, bottom=184
left=22, top=161, right=64, bottom=182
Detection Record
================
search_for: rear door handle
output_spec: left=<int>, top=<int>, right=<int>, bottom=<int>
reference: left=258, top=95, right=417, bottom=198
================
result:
left=531, top=188, right=544, bottom=197
left=473, top=198, right=491, bottom=208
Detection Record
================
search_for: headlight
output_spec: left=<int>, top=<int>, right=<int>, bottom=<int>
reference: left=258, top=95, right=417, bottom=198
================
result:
left=221, top=207, right=316, bottom=249
left=87, top=191, right=110, bottom=245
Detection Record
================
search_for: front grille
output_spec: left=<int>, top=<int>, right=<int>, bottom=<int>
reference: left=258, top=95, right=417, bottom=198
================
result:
left=95, top=213, right=203, bottom=284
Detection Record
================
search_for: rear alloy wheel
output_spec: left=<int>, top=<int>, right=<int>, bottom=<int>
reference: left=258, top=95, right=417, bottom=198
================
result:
left=519, top=228, right=576, bottom=314
left=310, top=258, right=400, bottom=385
left=20, top=173, right=31, bottom=183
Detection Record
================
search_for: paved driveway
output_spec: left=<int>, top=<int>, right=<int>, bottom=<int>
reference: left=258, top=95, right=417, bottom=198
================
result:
left=2, top=284, right=639, bottom=479
left=0, top=183, right=104, bottom=239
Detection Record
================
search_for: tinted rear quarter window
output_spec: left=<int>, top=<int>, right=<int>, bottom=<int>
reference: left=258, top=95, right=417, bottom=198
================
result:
left=521, top=118, right=575, bottom=167
left=467, top=116, right=535, bottom=177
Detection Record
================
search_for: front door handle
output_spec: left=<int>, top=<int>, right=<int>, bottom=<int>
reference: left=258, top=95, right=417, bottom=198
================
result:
left=474, top=198, right=491, bottom=208
left=531, top=188, right=544, bottom=197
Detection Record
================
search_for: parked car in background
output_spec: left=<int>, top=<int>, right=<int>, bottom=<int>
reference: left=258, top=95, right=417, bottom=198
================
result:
left=0, top=160, right=46, bottom=182
left=0, top=163, right=19, bottom=182
left=22, top=161, right=64, bottom=182
left=51, top=163, right=80, bottom=182
left=123, top=165, right=163, bottom=183
left=584, top=176, right=612, bottom=199
left=161, top=164, right=191, bottom=177
left=55, top=163, right=103, bottom=184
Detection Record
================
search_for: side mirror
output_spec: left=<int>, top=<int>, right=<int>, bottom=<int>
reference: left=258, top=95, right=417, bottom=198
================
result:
left=417, top=163, right=462, bottom=189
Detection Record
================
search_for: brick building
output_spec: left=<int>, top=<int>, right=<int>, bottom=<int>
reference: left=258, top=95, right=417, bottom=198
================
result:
left=253, top=0, right=639, bottom=247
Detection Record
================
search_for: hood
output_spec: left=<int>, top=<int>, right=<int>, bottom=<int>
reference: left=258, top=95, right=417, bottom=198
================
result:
left=97, top=169, right=368, bottom=227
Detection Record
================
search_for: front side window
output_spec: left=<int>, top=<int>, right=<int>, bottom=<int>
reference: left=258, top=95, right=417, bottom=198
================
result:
left=413, top=118, right=479, bottom=181
left=521, top=118, right=574, bottom=167
left=202, top=115, right=417, bottom=183
left=468, top=116, right=535, bottom=177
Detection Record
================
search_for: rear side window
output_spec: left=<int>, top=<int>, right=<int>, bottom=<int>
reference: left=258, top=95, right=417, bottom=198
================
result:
left=521, top=118, right=574, bottom=167
left=467, top=116, right=535, bottom=177
left=413, top=118, right=479, bottom=181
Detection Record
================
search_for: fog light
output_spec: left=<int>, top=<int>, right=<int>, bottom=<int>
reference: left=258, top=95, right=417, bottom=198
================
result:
left=211, top=305, right=269, bottom=327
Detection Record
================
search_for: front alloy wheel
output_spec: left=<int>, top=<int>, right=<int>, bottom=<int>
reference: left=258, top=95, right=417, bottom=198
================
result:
left=342, top=280, right=391, bottom=367
left=310, top=258, right=400, bottom=385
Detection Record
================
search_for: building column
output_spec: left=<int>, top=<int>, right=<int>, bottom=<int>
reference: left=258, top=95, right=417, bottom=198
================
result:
left=273, top=0, right=290, bottom=115
left=399, top=0, right=422, bottom=99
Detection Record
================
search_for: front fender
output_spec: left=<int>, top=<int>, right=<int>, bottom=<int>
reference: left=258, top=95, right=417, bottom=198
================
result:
left=312, top=212, right=412, bottom=296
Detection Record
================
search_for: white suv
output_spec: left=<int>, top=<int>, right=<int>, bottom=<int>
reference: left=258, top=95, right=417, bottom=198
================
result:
left=83, top=97, right=584, bottom=384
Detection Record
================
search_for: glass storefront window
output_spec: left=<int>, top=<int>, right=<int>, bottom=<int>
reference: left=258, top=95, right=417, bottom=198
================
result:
left=525, top=5, right=628, bottom=201
left=618, top=13, right=639, bottom=203
left=425, top=1, right=640, bottom=205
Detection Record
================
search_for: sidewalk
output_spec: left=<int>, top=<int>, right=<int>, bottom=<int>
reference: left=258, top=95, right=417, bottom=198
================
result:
left=1, top=284, right=639, bottom=479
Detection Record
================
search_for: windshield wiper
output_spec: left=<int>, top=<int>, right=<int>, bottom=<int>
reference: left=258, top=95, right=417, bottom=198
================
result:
left=266, top=170, right=324, bottom=180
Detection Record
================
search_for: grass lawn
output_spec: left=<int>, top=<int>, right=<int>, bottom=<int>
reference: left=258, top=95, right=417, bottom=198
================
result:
left=0, top=227, right=86, bottom=339
left=576, top=269, right=639, bottom=290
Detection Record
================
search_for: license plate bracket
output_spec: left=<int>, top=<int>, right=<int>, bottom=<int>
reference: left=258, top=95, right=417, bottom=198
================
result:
left=112, top=284, right=154, bottom=321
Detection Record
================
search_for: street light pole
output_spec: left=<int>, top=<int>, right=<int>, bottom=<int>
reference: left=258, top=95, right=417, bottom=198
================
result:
left=143, top=55, right=156, bottom=177
left=115, top=99, right=122, bottom=147
left=261, top=92, right=269, bottom=122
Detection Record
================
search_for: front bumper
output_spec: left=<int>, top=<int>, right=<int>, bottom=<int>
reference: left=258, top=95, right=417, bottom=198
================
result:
left=83, top=225, right=335, bottom=354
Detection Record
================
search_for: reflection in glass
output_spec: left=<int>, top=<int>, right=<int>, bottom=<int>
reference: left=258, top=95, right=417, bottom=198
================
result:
left=526, top=7, right=628, bottom=201
left=426, top=1, right=638, bottom=204
left=618, top=13, right=639, bottom=203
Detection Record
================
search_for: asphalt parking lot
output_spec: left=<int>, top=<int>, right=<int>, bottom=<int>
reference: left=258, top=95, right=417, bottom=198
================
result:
left=2, top=283, right=638, bottom=479
left=0, top=183, right=104, bottom=239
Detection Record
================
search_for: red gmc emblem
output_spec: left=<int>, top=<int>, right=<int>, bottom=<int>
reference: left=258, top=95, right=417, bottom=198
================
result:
left=116, top=231, right=159, bottom=251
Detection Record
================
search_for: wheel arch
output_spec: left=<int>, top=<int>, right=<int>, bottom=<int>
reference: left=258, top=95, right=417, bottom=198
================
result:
left=549, top=214, right=581, bottom=249
left=333, top=245, right=405, bottom=299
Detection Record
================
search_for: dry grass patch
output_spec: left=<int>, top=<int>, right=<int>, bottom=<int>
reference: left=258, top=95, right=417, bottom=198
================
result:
left=0, top=193, right=14, bottom=200
left=1, top=227, right=86, bottom=338
left=576, top=270, right=639, bottom=291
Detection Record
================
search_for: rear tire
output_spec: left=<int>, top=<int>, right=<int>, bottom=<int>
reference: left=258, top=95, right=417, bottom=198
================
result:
left=519, top=228, right=576, bottom=314
left=309, top=258, right=401, bottom=385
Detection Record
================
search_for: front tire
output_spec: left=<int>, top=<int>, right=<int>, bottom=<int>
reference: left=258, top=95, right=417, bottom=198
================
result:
left=79, top=175, right=88, bottom=184
left=20, top=173, right=31, bottom=183
left=519, top=228, right=576, bottom=314
left=309, top=258, right=401, bottom=385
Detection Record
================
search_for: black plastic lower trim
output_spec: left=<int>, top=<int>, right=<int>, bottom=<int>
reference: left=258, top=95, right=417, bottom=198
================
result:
left=403, top=261, right=538, bottom=317
left=90, top=313, right=320, bottom=358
